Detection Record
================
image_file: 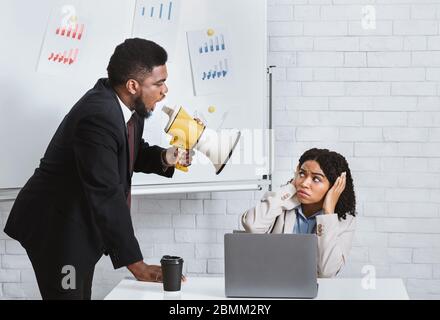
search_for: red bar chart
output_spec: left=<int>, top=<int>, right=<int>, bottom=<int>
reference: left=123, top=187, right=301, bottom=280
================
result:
left=55, top=23, right=85, bottom=40
left=38, top=5, right=88, bottom=74
left=47, top=48, right=79, bottom=65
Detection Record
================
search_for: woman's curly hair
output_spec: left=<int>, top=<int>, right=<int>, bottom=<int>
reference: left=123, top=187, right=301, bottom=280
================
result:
left=298, top=148, right=356, bottom=220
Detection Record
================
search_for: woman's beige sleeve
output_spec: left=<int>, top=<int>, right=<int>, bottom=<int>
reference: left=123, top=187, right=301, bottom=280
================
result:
left=315, top=214, right=356, bottom=278
left=241, top=183, right=299, bottom=234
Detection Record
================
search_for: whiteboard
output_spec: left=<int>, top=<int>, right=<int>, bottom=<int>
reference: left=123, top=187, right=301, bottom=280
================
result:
left=0, top=0, right=269, bottom=192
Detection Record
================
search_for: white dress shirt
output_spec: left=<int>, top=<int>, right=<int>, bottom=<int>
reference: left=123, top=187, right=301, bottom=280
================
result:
left=116, top=93, right=171, bottom=170
left=116, top=94, right=134, bottom=127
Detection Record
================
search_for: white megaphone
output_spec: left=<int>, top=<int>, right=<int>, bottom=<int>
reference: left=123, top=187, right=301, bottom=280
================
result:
left=162, top=106, right=241, bottom=175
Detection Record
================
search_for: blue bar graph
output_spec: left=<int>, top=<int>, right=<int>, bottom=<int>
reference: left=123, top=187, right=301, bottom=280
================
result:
left=199, top=35, right=226, bottom=54
left=140, top=1, right=174, bottom=21
left=202, top=59, right=229, bottom=81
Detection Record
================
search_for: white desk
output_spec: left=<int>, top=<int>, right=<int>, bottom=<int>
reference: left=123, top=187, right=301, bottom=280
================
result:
left=104, top=277, right=409, bottom=300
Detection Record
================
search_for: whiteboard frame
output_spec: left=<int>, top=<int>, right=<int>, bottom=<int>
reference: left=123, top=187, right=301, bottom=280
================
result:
left=0, top=0, right=270, bottom=198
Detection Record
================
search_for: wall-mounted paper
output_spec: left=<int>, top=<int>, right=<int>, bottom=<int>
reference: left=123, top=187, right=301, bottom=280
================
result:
left=132, top=0, right=181, bottom=61
left=187, top=28, right=233, bottom=96
left=37, top=4, right=89, bottom=75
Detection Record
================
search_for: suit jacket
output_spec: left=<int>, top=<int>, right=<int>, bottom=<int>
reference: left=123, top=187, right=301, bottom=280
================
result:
left=241, top=183, right=356, bottom=278
left=4, top=78, right=174, bottom=270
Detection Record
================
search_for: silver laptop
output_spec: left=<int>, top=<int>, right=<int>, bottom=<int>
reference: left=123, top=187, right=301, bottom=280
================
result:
left=224, top=233, right=318, bottom=299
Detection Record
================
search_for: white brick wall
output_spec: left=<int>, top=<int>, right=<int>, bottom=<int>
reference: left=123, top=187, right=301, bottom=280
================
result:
left=269, top=0, right=440, bottom=300
left=1, top=0, right=440, bottom=300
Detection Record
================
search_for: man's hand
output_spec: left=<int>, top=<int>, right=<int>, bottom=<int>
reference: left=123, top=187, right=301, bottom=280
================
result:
left=127, top=260, right=187, bottom=283
left=127, top=261, right=163, bottom=282
left=164, top=147, right=195, bottom=168
left=162, top=117, right=202, bottom=168
left=323, top=172, right=346, bottom=215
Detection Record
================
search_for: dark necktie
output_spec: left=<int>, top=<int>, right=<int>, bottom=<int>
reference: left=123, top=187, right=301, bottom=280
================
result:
left=127, top=114, right=136, bottom=209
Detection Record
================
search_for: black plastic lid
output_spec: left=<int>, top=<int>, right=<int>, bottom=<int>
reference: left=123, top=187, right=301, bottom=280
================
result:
left=160, top=255, right=184, bottom=265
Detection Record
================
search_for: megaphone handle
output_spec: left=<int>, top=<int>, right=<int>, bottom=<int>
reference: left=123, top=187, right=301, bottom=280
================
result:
left=175, top=147, right=190, bottom=173
left=169, top=137, right=190, bottom=172
left=175, top=163, right=189, bottom=172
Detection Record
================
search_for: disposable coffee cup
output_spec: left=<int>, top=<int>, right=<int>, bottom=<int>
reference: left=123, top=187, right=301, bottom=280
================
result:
left=160, top=255, right=184, bottom=292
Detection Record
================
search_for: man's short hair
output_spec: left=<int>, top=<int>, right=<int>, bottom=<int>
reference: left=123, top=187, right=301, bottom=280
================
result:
left=107, top=38, right=168, bottom=87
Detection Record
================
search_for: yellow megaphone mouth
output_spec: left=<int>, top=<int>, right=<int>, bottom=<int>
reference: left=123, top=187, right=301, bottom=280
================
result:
left=163, top=106, right=205, bottom=150
left=163, top=105, right=242, bottom=175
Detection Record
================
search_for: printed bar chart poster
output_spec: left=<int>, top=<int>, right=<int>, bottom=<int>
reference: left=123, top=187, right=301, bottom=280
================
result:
left=186, top=28, right=234, bottom=96
left=37, top=4, right=89, bottom=75
left=132, top=0, right=181, bottom=61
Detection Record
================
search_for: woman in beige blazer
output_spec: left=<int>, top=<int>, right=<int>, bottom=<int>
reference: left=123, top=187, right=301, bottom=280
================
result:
left=242, top=148, right=356, bottom=278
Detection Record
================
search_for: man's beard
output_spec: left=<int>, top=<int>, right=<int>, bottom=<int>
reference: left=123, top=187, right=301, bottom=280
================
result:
left=134, top=97, right=153, bottom=119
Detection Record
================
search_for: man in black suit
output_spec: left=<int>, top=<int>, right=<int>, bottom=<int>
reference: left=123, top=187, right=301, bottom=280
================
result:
left=4, top=38, right=191, bottom=299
